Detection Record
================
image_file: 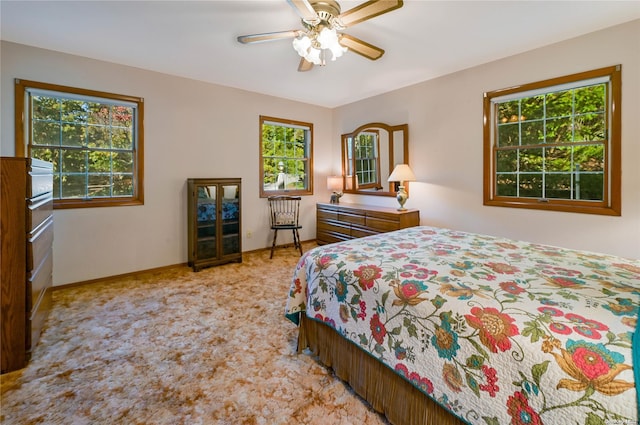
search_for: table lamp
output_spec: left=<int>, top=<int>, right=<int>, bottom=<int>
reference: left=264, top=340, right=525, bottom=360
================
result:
left=387, top=164, right=416, bottom=210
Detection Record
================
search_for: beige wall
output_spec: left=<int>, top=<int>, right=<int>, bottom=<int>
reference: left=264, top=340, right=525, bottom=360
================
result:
left=335, top=19, right=640, bottom=259
left=1, top=41, right=335, bottom=285
left=2, top=19, right=638, bottom=285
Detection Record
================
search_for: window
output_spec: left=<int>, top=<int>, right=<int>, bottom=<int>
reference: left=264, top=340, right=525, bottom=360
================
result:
left=345, top=130, right=381, bottom=189
left=259, top=115, right=313, bottom=197
left=15, top=79, right=144, bottom=209
left=483, top=65, right=621, bottom=216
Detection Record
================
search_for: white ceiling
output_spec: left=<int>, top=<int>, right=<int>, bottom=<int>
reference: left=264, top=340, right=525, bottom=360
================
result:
left=2, top=1, right=639, bottom=108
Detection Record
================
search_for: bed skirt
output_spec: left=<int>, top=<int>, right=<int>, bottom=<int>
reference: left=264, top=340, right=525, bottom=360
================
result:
left=298, top=315, right=467, bottom=425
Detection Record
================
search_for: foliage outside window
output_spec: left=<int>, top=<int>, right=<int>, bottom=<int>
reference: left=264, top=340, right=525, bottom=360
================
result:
left=483, top=66, right=621, bottom=216
left=259, top=115, right=313, bottom=197
left=15, top=79, right=144, bottom=209
left=345, top=130, right=381, bottom=189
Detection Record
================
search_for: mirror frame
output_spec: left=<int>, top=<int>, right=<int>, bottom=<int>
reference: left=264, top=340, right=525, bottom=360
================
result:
left=341, top=122, right=409, bottom=197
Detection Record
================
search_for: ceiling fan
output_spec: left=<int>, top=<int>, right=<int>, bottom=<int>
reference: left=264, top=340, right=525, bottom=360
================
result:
left=237, top=0, right=403, bottom=72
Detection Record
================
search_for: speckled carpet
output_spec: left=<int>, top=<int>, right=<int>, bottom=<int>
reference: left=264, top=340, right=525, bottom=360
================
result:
left=1, top=243, right=388, bottom=425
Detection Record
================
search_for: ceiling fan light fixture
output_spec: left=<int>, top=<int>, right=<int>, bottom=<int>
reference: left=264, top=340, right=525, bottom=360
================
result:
left=293, top=33, right=322, bottom=64
left=318, top=27, right=347, bottom=61
left=329, top=38, right=347, bottom=61
left=292, top=27, right=347, bottom=66
left=306, top=45, right=323, bottom=65
left=316, top=27, right=335, bottom=48
left=292, top=34, right=312, bottom=56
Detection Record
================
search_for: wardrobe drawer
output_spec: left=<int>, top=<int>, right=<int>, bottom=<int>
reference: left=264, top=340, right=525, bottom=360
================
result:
left=27, top=251, right=53, bottom=313
left=27, top=218, right=53, bottom=272
left=27, top=193, right=53, bottom=232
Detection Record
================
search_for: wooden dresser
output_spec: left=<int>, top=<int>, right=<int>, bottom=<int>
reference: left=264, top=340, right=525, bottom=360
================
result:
left=316, top=202, right=420, bottom=245
left=1, top=157, right=54, bottom=373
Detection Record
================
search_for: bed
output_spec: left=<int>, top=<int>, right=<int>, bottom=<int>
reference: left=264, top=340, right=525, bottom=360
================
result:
left=285, top=226, right=640, bottom=425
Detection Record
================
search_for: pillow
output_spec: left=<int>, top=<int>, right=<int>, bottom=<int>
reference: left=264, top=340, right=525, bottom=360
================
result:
left=275, top=212, right=295, bottom=225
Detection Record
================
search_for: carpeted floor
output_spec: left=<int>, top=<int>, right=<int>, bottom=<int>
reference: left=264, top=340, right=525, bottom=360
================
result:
left=0, top=243, right=389, bottom=425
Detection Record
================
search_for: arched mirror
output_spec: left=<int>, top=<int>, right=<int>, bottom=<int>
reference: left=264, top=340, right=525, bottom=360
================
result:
left=341, top=123, right=408, bottom=196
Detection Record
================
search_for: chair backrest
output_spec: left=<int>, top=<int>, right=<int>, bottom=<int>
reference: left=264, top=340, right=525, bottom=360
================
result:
left=268, top=195, right=301, bottom=228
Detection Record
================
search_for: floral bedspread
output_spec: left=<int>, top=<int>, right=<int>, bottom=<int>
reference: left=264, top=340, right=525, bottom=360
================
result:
left=285, top=226, right=640, bottom=425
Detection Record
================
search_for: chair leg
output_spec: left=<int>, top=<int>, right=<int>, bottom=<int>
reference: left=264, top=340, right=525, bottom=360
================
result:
left=270, top=229, right=278, bottom=259
left=291, top=229, right=298, bottom=252
left=294, top=229, right=303, bottom=256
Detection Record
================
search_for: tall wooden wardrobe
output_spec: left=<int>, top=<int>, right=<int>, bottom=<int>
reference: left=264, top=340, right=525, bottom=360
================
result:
left=1, top=157, right=54, bottom=373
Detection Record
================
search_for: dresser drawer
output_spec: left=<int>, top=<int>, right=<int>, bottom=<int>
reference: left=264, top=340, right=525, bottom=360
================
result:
left=366, top=216, right=401, bottom=232
left=28, top=172, right=53, bottom=198
left=317, top=230, right=351, bottom=245
left=366, top=210, right=397, bottom=220
left=351, top=226, right=378, bottom=239
left=27, top=217, right=53, bottom=272
left=28, top=286, right=52, bottom=354
left=317, top=209, right=338, bottom=221
left=317, top=203, right=340, bottom=212
left=27, top=192, right=53, bottom=232
left=27, top=251, right=53, bottom=314
left=338, top=211, right=365, bottom=226
left=318, top=220, right=350, bottom=235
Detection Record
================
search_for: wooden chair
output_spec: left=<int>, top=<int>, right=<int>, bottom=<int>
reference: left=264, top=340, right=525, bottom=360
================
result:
left=268, top=195, right=303, bottom=258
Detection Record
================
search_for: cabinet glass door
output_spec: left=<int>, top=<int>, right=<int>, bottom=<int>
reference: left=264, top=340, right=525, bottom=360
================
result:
left=196, top=185, right=217, bottom=259
left=221, top=184, right=240, bottom=255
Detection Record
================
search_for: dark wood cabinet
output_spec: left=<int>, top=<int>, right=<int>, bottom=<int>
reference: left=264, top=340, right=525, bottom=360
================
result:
left=1, top=157, right=53, bottom=373
left=187, top=178, right=242, bottom=271
left=316, top=202, right=420, bottom=245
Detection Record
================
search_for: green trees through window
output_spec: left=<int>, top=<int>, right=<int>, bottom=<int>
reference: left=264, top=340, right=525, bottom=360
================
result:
left=15, top=79, right=144, bottom=209
left=259, top=116, right=313, bottom=197
left=495, top=83, right=606, bottom=200
left=483, top=66, right=621, bottom=216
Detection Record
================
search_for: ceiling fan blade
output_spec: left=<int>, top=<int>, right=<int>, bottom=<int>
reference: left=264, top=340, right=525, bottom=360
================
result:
left=337, top=0, right=403, bottom=28
left=287, top=0, right=319, bottom=23
left=298, top=57, right=314, bottom=72
left=237, top=30, right=301, bottom=44
left=339, top=34, right=384, bottom=60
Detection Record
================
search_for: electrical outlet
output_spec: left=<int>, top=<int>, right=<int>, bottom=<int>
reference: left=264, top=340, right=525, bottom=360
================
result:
left=246, top=229, right=253, bottom=238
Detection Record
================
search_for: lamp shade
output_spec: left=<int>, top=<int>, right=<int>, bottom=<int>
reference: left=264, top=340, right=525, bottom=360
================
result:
left=327, top=176, right=343, bottom=191
left=388, top=164, right=416, bottom=182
